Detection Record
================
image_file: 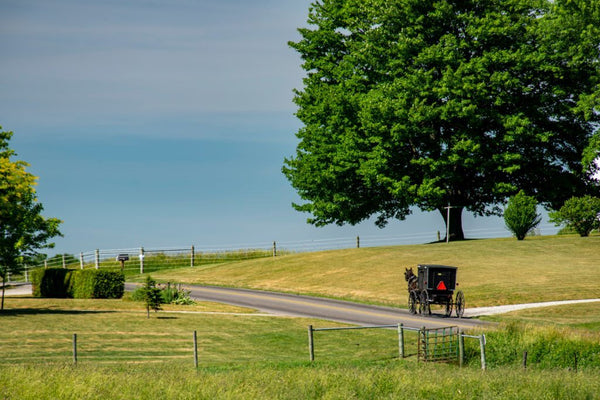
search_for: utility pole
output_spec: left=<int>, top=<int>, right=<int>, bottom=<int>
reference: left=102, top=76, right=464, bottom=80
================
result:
left=444, top=204, right=457, bottom=243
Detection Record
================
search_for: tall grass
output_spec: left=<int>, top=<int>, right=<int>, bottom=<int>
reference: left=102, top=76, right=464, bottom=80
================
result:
left=467, top=322, right=600, bottom=370
left=2, top=362, right=599, bottom=400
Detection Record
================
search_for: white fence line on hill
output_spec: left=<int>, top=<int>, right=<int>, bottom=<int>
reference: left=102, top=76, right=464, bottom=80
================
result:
left=4, top=223, right=561, bottom=283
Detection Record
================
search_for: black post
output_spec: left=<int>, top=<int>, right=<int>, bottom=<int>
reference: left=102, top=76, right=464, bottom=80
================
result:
left=73, top=334, right=78, bottom=365
left=308, top=325, right=314, bottom=362
left=193, top=330, right=198, bottom=369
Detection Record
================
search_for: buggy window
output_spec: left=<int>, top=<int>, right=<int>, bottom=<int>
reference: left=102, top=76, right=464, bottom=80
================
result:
left=432, top=269, right=456, bottom=291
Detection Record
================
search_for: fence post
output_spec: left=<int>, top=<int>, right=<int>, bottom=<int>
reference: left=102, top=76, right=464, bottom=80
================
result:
left=139, top=247, right=145, bottom=274
left=356, top=236, right=360, bottom=248
left=191, top=245, right=195, bottom=267
left=62, top=254, right=66, bottom=268
left=24, top=267, right=29, bottom=283
left=80, top=252, right=84, bottom=269
left=419, top=326, right=427, bottom=362
left=193, top=330, right=198, bottom=369
left=95, top=249, right=99, bottom=269
left=459, top=331, right=465, bottom=368
left=273, top=241, right=277, bottom=257
left=480, top=334, right=487, bottom=371
left=44, top=259, right=47, bottom=269
left=308, top=325, right=314, bottom=362
left=73, top=333, right=78, bottom=365
left=398, top=323, right=405, bottom=359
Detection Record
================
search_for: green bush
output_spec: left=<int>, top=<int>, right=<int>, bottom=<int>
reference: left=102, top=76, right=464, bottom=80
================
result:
left=31, top=268, right=70, bottom=298
left=90, top=270, right=125, bottom=299
left=160, top=282, right=195, bottom=305
left=503, top=191, right=541, bottom=240
left=68, top=269, right=96, bottom=298
left=130, top=282, right=195, bottom=305
left=550, top=195, right=600, bottom=237
left=31, top=268, right=124, bottom=299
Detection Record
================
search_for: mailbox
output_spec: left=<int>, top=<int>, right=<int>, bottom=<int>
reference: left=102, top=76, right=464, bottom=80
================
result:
left=116, top=254, right=129, bottom=262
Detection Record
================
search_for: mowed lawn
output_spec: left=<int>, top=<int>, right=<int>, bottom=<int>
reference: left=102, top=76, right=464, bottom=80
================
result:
left=147, top=235, right=600, bottom=308
left=0, top=297, right=406, bottom=366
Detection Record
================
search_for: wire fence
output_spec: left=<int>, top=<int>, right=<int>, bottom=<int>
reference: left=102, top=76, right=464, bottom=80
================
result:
left=3, top=223, right=560, bottom=283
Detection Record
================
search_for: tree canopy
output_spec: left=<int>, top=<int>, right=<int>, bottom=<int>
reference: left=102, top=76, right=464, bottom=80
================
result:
left=283, top=0, right=600, bottom=240
left=1, top=127, right=62, bottom=310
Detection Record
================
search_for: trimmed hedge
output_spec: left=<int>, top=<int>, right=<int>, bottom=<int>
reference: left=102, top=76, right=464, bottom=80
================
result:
left=31, top=268, right=70, bottom=298
left=31, top=268, right=124, bottom=299
left=76, top=270, right=124, bottom=299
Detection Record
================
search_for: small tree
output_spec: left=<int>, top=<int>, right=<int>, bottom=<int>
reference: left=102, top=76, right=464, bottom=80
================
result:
left=1, top=127, right=62, bottom=311
left=140, top=276, right=163, bottom=318
left=549, top=196, right=600, bottom=237
left=503, top=191, right=542, bottom=240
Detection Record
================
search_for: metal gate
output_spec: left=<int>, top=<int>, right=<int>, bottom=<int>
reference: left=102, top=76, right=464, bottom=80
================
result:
left=418, top=326, right=459, bottom=363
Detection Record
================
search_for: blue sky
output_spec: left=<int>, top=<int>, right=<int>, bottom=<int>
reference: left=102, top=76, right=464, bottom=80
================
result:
left=0, top=0, right=558, bottom=255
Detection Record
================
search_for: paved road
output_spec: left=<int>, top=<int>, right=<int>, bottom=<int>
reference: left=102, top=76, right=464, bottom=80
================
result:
left=137, top=284, right=487, bottom=330
left=9, top=282, right=484, bottom=329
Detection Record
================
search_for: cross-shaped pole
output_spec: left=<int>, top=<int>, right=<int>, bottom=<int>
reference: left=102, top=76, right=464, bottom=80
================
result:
left=444, top=204, right=457, bottom=243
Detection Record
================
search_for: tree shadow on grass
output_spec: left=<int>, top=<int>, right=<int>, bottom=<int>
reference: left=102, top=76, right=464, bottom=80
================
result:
left=0, top=308, right=118, bottom=316
left=425, top=238, right=483, bottom=245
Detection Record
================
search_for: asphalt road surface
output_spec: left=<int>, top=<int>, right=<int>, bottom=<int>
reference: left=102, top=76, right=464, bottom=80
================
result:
left=137, top=284, right=488, bottom=330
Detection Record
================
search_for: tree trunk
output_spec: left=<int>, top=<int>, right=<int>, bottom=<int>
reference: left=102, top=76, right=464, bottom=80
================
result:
left=1, top=274, right=5, bottom=312
left=439, top=206, right=465, bottom=241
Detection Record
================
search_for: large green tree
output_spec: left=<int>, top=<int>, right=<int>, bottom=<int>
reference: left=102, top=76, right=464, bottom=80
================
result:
left=283, top=0, right=600, bottom=240
left=1, top=127, right=62, bottom=310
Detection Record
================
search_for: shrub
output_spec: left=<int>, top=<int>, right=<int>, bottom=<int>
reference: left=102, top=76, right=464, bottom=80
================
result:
left=503, top=191, right=541, bottom=240
left=130, top=281, right=195, bottom=306
left=68, top=269, right=96, bottom=299
left=549, top=195, right=600, bottom=237
left=31, top=268, right=124, bottom=299
left=90, top=270, right=125, bottom=299
left=31, top=268, right=70, bottom=298
left=159, top=283, right=195, bottom=305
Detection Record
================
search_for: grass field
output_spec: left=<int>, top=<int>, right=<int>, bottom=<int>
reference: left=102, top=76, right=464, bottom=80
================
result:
left=145, top=235, right=600, bottom=308
left=0, top=297, right=410, bottom=366
left=2, top=235, right=600, bottom=398
left=2, top=296, right=600, bottom=399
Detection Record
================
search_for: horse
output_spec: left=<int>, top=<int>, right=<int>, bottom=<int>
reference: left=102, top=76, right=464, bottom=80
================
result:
left=404, top=267, right=418, bottom=292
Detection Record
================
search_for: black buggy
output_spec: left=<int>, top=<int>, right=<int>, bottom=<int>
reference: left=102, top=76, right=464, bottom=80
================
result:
left=404, top=264, right=465, bottom=318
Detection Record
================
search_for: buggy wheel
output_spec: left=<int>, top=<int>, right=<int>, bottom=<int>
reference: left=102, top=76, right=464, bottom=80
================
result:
left=408, top=291, right=418, bottom=314
left=455, top=291, right=465, bottom=318
left=444, top=296, right=453, bottom=317
left=420, top=290, right=431, bottom=316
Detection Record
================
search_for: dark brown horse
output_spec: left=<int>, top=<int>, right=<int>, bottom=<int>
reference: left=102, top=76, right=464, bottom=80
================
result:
left=404, top=267, right=418, bottom=292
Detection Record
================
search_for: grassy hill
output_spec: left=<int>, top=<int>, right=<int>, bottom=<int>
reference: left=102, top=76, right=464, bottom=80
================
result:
left=3, top=235, right=600, bottom=398
left=147, top=235, right=600, bottom=308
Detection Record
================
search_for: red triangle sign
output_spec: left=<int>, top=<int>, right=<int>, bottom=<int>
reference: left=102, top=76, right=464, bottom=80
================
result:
left=437, top=281, right=447, bottom=290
